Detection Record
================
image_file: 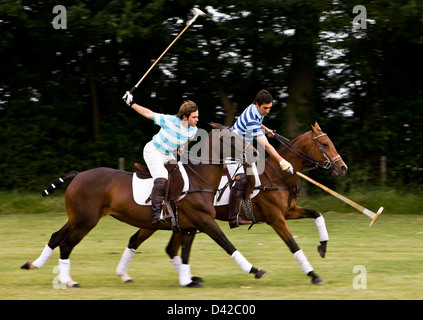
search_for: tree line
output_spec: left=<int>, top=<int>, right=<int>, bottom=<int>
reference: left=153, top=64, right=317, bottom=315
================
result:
left=1, top=0, right=422, bottom=191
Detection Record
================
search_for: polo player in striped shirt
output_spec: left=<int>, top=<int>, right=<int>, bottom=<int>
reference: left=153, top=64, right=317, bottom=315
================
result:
left=123, top=91, right=199, bottom=225
left=228, top=89, right=294, bottom=228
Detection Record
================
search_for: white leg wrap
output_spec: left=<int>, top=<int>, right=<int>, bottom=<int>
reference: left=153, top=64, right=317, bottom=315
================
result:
left=179, top=264, right=192, bottom=286
left=314, top=216, right=329, bottom=242
left=231, top=250, right=253, bottom=273
left=32, top=244, right=54, bottom=268
left=116, top=247, right=136, bottom=276
left=293, top=250, right=313, bottom=275
left=58, top=258, right=73, bottom=284
left=170, top=256, right=194, bottom=279
left=169, top=256, right=182, bottom=273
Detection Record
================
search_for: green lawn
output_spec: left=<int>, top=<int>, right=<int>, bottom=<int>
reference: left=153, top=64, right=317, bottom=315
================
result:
left=1, top=190, right=422, bottom=300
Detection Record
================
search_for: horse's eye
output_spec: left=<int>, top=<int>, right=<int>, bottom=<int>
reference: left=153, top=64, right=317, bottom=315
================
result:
left=322, top=143, right=329, bottom=148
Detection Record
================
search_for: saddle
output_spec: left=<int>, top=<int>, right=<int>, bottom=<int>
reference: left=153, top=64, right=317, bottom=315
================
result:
left=134, top=162, right=185, bottom=202
left=133, top=162, right=188, bottom=232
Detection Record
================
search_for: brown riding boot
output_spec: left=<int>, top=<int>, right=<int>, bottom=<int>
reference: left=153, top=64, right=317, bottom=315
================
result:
left=150, top=178, right=171, bottom=225
left=228, top=174, right=252, bottom=229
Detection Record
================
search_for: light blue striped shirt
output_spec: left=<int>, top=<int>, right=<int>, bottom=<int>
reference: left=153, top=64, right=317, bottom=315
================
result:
left=231, top=104, right=264, bottom=142
left=152, top=113, right=197, bottom=154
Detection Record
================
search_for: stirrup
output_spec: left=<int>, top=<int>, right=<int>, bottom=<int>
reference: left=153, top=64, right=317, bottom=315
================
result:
left=152, top=207, right=170, bottom=225
left=229, top=213, right=251, bottom=229
left=159, top=209, right=172, bottom=223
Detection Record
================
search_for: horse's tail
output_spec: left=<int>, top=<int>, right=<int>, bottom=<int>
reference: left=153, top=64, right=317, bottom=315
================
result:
left=41, top=171, right=79, bottom=197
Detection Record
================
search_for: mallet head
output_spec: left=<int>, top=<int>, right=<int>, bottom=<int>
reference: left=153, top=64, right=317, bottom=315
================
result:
left=192, top=8, right=207, bottom=17
left=369, top=206, right=384, bottom=227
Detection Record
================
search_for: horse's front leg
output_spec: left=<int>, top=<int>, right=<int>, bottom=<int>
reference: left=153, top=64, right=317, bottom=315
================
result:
left=191, top=213, right=267, bottom=280
left=286, top=205, right=329, bottom=258
left=267, top=214, right=324, bottom=284
left=166, top=230, right=204, bottom=287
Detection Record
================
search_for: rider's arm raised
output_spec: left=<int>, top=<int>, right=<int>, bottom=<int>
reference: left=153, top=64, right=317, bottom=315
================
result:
left=131, top=103, right=154, bottom=121
left=122, top=91, right=154, bottom=120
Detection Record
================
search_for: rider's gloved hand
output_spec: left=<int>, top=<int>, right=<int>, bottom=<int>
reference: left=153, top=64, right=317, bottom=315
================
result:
left=122, top=91, right=135, bottom=107
left=280, top=159, right=294, bottom=174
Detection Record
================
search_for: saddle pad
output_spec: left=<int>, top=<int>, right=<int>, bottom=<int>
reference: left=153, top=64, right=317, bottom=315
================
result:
left=214, top=164, right=261, bottom=206
left=132, top=162, right=189, bottom=206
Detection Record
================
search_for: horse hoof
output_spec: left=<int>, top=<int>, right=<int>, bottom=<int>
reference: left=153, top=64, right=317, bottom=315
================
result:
left=308, top=271, right=324, bottom=284
left=119, top=274, right=134, bottom=283
left=317, top=241, right=327, bottom=258
left=311, top=277, right=324, bottom=285
left=21, top=260, right=35, bottom=270
left=67, top=281, right=80, bottom=288
left=191, top=276, right=204, bottom=283
left=317, top=245, right=326, bottom=258
left=254, top=268, right=268, bottom=279
left=186, top=281, right=202, bottom=288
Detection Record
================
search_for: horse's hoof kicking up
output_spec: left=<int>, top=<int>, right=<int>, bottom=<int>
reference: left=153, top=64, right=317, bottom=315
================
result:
left=317, top=241, right=327, bottom=258
left=20, top=260, right=36, bottom=270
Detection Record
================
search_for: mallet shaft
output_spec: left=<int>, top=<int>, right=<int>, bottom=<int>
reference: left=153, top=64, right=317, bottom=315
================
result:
left=296, top=171, right=382, bottom=226
left=130, top=9, right=205, bottom=93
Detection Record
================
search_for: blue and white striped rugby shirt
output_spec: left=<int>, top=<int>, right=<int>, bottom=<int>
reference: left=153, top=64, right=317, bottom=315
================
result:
left=231, top=104, right=264, bottom=142
left=152, top=113, right=197, bottom=154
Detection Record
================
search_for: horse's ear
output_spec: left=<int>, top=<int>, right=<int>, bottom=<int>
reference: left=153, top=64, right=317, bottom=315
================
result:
left=310, top=122, right=320, bottom=135
left=314, top=121, right=322, bottom=131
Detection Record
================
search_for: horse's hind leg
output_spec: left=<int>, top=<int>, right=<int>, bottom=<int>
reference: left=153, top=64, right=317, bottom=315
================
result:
left=286, top=205, right=329, bottom=258
left=192, top=215, right=267, bottom=280
left=21, top=219, right=94, bottom=288
left=116, top=228, right=157, bottom=283
left=55, top=216, right=100, bottom=287
left=21, top=222, right=71, bottom=270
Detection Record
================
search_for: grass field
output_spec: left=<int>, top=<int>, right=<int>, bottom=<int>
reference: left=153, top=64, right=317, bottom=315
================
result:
left=0, top=191, right=422, bottom=300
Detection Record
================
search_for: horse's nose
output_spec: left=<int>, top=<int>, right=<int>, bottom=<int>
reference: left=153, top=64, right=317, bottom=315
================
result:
left=341, top=164, right=348, bottom=174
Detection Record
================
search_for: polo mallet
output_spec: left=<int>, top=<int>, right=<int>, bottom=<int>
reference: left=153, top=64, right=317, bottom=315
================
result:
left=296, top=171, right=383, bottom=227
left=129, top=7, right=207, bottom=94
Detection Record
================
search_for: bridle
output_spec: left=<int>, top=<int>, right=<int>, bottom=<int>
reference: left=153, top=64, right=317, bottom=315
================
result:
left=311, top=132, right=343, bottom=170
left=275, top=131, right=342, bottom=171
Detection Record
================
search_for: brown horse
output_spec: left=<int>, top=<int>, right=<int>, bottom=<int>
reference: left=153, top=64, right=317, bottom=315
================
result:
left=21, top=123, right=266, bottom=287
left=116, top=121, right=347, bottom=285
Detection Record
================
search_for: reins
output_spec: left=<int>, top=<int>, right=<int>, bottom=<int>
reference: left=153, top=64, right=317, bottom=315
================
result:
left=255, top=131, right=343, bottom=194
left=274, top=132, right=329, bottom=170
left=182, top=127, right=252, bottom=196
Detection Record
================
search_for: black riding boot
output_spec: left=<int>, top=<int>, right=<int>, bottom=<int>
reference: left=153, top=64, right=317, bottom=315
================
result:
left=228, top=173, right=251, bottom=229
left=150, top=178, right=171, bottom=225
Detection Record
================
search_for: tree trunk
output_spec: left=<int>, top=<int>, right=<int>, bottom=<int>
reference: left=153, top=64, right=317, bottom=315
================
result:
left=285, top=11, right=319, bottom=138
left=218, top=88, right=238, bottom=127
left=86, top=58, right=99, bottom=142
left=286, top=54, right=315, bottom=138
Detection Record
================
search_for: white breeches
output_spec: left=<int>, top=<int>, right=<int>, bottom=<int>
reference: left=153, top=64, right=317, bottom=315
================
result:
left=143, top=141, right=176, bottom=180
